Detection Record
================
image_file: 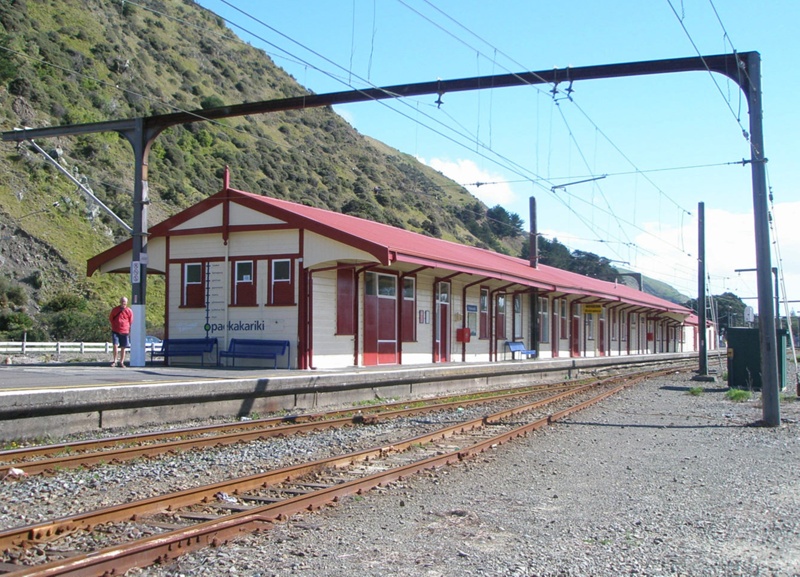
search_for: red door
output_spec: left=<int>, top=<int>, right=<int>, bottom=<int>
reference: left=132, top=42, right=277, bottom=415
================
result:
left=626, top=311, right=632, bottom=355
left=364, top=273, right=398, bottom=366
left=598, top=315, right=606, bottom=356
left=570, top=304, right=580, bottom=357
left=434, top=281, right=451, bottom=362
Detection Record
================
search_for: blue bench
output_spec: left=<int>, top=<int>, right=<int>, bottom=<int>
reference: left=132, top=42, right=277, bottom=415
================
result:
left=505, top=341, right=536, bottom=360
left=218, top=338, right=291, bottom=369
left=153, top=338, right=218, bottom=366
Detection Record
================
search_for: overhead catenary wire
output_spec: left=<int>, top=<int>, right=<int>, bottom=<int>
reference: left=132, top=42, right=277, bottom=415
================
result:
left=148, top=0, right=712, bottom=275
left=765, top=168, right=799, bottom=385
left=1, top=4, right=551, bottom=228
left=132, top=0, right=641, bottom=258
left=199, top=0, right=707, bottom=271
left=210, top=2, right=745, bottom=290
left=552, top=102, right=635, bottom=250
left=5, top=1, right=753, bottom=299
left=392, top=0, right=706, bottom=277
left=198, top=0, right=647, bottom=257
left=398, top=0, right=697, bottom=220
left=0, top=40, right=559, bottom=245
left=706, top=0, right=744, bottom=118
left=665, top=0, right=755, bottom=145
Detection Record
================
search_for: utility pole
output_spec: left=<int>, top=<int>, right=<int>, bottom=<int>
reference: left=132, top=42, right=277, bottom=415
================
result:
left=695, top=202, right=710, bottom=379
left=529, top=196, right=539, bottom=356
left=2, top=52, right=778, bottom=406
left=744, top=52, right=780, bottom=425
left=529, top=196, right=538, bottom=269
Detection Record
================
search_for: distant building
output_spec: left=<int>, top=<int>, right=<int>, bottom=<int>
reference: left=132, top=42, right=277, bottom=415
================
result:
left=88, top=169, right=706, bottom=369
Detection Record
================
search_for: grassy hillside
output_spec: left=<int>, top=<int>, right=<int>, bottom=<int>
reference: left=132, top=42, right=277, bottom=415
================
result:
left=0, top=0, right=523, bottom=333
left=0, top=0, right=685, bottom=339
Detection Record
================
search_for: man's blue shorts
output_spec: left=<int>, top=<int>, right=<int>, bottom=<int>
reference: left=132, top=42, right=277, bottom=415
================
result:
left=112, top=332, right=130, bottom=348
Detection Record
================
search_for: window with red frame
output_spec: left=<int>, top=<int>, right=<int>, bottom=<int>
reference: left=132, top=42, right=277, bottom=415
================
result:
left=538, top=296, right=550, bottom=343
left=232, top=260, right=257, bottom=306
left=182, top=262, right=205, bottom=308
left=495, top=294, right=506, bottom=340
left=401, top=276, right=416, bottom=342
left=479, top=287, right=489, bottom=339
left=271, top=259, right=294, bottom=305
left=621, top=311, right=628, bottom=341
left=611, top=307, right=619, bottom=340
left=513, top=294, right=524, bottom=340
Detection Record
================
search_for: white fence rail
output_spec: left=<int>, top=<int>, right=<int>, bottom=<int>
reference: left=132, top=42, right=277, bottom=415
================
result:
left=0, top=341, right=112, bottom=356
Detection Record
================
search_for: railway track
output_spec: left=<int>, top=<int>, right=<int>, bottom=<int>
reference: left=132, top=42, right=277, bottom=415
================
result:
left=0, top=381, right=588, bottom=477
left=0, top=369, right=680, bottom=576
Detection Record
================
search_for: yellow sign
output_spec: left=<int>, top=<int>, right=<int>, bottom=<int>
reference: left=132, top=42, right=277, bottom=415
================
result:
left=584, top=304, right=603, bottom=314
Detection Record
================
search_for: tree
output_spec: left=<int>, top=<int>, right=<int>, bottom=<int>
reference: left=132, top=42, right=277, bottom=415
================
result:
left=570, top=250, right=617, bottom=282
left=684, top=292, right=746, bottom=331
left=0, top=310, right=40, bottom=341
left=39, top=292, right=108, bottom=342
left=535, top=237, right=573, bottom=270
left=486, top=205, right=524, bottom=238
left=200, top=95, right=225, bottom=109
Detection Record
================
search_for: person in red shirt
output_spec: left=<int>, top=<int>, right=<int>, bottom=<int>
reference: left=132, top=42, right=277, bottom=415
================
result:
left=109, top=296, right=134, bottom=367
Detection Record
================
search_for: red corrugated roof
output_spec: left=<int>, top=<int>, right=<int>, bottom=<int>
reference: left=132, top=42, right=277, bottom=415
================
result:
left=231, top=189, right=689, bottom=314
left=87, top=181, right=691, bottom=316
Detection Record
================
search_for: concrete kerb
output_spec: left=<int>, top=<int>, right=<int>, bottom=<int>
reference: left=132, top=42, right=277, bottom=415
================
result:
left=0, top=353, right=696, bottom=440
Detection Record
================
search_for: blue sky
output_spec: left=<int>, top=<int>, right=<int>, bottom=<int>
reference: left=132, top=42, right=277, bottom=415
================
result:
left=196, top=0, right=799, bottom=317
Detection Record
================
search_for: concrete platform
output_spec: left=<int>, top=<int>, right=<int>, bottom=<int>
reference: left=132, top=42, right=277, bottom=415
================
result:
left=0, top=353, right=699, bottom=440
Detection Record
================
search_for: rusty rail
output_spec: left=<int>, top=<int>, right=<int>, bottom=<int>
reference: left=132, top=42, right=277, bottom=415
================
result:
left=2, top=370, right=678, bottom=576
left=0, top=381, right=583, bottom=477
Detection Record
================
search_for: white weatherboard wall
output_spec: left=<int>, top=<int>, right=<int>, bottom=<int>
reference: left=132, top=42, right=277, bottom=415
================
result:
left=401, top=271, right=434, bottom=365
left=166, top=228, right=300, bottom=366
left=173, top=204, right=222, bottom=231
left=229, top=203, right=285, bottom=227
left=304, top=231, right=378, bottom=268
left=460, top=284, right=489, bottom=363
left=170, top=233, right=221, bottom=260
left=310, top=270, right=354, bottom=370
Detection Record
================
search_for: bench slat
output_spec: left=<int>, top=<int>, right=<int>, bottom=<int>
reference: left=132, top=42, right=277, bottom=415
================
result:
left=505, top=341, right=536, bottom=359
left=154, top=338, right=218, bottom=366
left=219, top=339, right=290, bottom=369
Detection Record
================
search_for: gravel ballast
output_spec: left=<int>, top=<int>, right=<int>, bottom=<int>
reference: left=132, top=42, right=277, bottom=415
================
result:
left=132, top=371, right=800, bottom=577
left=4, top=369, right=800, bottom=576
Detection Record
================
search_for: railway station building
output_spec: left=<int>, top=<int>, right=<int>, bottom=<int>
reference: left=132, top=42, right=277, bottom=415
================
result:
left=88, top=169, right=709, bottom=369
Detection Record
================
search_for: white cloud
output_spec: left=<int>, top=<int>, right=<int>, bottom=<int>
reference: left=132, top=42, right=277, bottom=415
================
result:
left=419, top=157, right=517, bottom=207
left=540, top=202, right=800, bottom=316
left=416, top=155, right=799, bottom=317
left=634, top=204, right=800, bottom=316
